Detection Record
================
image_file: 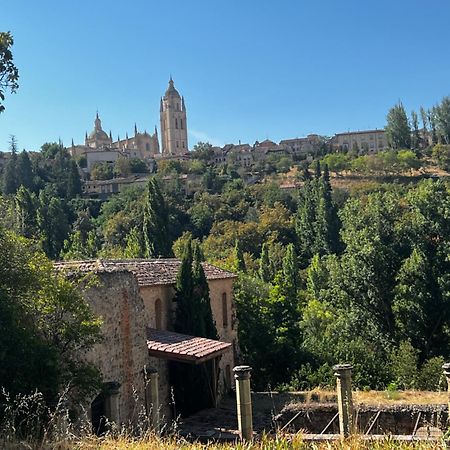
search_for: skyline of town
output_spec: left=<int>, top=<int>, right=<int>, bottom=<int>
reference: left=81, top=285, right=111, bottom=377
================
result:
left=3, top=1, right=450, bottom=151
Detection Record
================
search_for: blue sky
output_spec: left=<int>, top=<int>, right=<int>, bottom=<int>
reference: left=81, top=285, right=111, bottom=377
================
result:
left=2, top=0, right=450, bottom=151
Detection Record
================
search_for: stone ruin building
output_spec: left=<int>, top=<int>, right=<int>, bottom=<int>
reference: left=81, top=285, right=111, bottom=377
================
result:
left=55, top=258, right=237, bottom=431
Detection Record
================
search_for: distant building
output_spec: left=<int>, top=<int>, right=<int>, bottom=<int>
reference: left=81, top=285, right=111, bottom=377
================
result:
left=68, top=78, right=190, bottom=171
left=279, top=134, right=324, bottom=157
left=331, top=129, right=388, bottom=153
left=160, top=77, right=188, bottom=155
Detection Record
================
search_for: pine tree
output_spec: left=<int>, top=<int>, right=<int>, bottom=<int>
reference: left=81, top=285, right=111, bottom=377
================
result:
left=259, top=242, right=271, bottom=282
left=143, top=178, right=171, bottom=257
left=386, top=101, right=411, bottom=149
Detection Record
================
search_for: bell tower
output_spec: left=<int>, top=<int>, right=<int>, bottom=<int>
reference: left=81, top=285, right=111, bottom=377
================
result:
left=160, top=77, right=188, bottom=155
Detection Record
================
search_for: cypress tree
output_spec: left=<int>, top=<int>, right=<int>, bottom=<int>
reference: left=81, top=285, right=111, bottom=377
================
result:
left=259, top=242, right=271, bottom=283
left=143, top=178, right=171, bottom=258
left=2, top=150, right=17, bottom=194
left=171, top=239, right=215, bottom=416
left=14, top=186, right=37, bottom=238
left=16, top=150, right=34, bottom=191
left=234, top=238, right=246, bottom=272
left=314, top=160, right=321, bottom=179
left=296, top=179, right=317, bottom=264
left=66, top=160, right=82, bottom=198
left=193, top=241, right=218, bottom=340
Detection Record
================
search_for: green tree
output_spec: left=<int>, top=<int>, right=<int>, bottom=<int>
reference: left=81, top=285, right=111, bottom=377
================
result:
left=14, top=186, right=37, bottom=238
left=234, top=238, right=246, bottom=272
left=432, top=144, right=450, bottom=170
left=0, top=32, right=19, bottom=113
left=123, top=226, right=145, bottom=258
left=171, top=239, right=216, bottom=415
left=0, top=226, right=101, bottom=405
left=37, top=188, right=70, bottom=259
left=385, top=102, right=411, bottom=149
left=411, top=110, right=421, bottom=149
left=435, top=96, right=450, bottom=144
left=90, top=162, right=114, bottom=180
left=143, top=178, right=171, bottom=257
left=66, top=160, right=82, bottom=198
left=259, top=242, right=271, bottom=282
left=2, top=136, right=18, bottom=194
left=16, top=150, right=35, bottom=191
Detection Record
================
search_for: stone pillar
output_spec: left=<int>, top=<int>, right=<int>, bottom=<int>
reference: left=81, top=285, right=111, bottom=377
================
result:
left=104, top=381, right=121, bottom=428
left=144, top=366, right=160, bottom=435
left=233, top=365, right=253, bottom=440
left=333, top=364, right=354, bottom=437
left=442, top=363, right=450, bottom=422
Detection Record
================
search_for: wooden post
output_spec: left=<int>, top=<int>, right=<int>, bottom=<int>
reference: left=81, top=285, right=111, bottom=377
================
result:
left=233, top=365, right=253, bottom=440
left=333, top=364, right=353, bottom=437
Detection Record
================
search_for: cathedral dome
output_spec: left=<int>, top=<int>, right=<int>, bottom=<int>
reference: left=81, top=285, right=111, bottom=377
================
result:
left=87, top=113, right=110, bottom=142
left=164, top=77, right=181, bottom=98
left=88, top=129, right=109, bottom=140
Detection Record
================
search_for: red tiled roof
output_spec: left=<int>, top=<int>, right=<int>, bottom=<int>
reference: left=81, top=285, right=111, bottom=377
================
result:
left=54, top=258, right=236, bottom=287
left=146, top=328, right=231, bottom=364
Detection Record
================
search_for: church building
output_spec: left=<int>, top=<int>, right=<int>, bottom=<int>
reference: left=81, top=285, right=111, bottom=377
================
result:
left=69, top=78, right=189, bottom=163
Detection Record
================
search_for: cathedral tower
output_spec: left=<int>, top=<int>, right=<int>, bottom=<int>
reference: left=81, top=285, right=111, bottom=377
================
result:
left=160, top=77, right=188, bottom=155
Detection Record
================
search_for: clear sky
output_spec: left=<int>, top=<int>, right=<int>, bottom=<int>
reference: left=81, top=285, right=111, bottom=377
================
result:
left=2, top=0, right=450, bottom=151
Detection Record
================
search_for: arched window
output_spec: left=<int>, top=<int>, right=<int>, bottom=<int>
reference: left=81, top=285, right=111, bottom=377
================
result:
left=182, top=141, right=185, bottom=148
left=145, top=143, right=150, bottom=151
left=175, top=118, right=178, bottom=129
left=180, top=119, right=183, bottom=129
left=155, top=298, right=162, bottom=330
left=222, top=293, right=228, bottom=328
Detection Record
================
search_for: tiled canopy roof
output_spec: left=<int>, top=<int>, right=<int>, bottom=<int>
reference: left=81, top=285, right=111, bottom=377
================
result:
left=54, top=258, right=236, bottom=287
left=147, top=328, right=231, bottom=364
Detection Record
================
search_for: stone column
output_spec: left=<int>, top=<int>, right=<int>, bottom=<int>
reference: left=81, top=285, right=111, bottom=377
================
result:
left=144, top=367, right=160, bottom=435
left=233, top=365, right=253, bottom=440
left=104, top=381, right=121, bottom=428
left=333, top=364, right=354, bottom=437
left=442, top=363, right=450, bottom=422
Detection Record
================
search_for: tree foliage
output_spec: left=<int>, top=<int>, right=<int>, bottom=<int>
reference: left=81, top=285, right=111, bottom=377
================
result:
left=0, top=32, right=19, bottom=113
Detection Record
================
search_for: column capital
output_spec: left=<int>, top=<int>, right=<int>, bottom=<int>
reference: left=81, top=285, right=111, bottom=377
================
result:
left=144, top=365, right=158, bottom=376
left=233, top=365, right=252, bottom=381
left=442, top=363, right=450, bottom=377
left=333, top=364, right=353, bottom=377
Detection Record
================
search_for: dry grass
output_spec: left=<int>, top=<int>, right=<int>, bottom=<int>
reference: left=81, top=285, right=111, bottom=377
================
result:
left=298, top=390, right=448, bottom=406
left=67, top=434, right=448, bottom=450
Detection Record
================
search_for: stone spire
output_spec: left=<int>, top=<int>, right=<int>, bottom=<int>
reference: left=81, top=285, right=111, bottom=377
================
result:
left=154, top=125, right=158, bottom=137
left=160, top=97, right=163, bottom=112
left=109, top=130, right=112, bottom=141
left=182, top=96, right=186, bottom=111
left=134, top=123, right=138, bottom=135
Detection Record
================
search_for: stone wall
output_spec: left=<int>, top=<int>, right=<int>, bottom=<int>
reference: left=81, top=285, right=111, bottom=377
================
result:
left=81, top=272, right=148, bottom=426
